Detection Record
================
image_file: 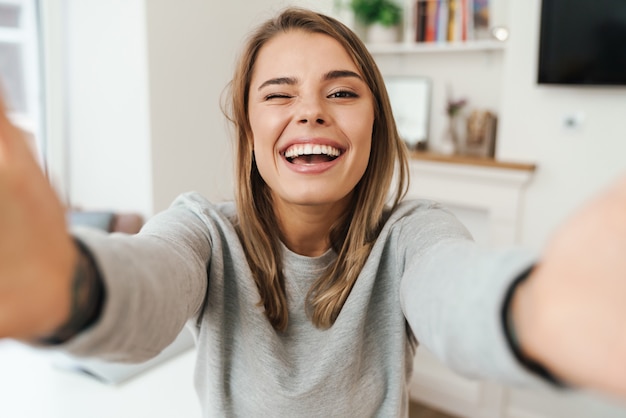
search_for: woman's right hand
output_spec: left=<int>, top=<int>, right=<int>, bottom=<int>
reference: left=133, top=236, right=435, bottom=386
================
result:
left=0, top=95, right=76, bottom=341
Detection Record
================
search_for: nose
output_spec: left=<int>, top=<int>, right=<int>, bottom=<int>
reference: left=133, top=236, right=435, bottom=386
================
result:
left=299, top=116, right=325, bottom=125
left=296, top=96, right=327, bottom=126
left=300, top=118, right=325, bottom=125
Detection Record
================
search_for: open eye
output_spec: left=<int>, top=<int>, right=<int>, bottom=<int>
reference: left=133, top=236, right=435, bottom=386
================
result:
left=328, top=89, right=358, bottom=99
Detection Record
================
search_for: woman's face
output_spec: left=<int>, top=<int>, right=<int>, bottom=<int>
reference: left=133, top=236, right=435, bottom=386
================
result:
left=248, top=30, right=374, bottom=215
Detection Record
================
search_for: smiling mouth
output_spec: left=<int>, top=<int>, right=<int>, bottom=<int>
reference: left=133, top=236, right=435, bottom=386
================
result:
left=283, top=143, right=342, bottom=165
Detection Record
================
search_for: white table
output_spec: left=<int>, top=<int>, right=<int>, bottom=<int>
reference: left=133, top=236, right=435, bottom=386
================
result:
left=0, top=340, right=201, bottom=418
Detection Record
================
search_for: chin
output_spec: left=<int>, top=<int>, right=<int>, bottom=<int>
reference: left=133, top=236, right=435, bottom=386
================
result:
left=277, top=188, right=353, bottom=209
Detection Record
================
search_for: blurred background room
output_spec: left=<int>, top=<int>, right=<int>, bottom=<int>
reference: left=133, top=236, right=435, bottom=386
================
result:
left=1, top=0, right=625, bottom=417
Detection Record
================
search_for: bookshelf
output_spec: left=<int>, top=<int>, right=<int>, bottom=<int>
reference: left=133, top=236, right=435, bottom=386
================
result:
left=364, top=0, right=509, bottom=155
left=363, top=0, right=508, bottom=55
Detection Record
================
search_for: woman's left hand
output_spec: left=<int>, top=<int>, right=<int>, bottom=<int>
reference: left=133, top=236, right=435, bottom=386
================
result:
left=512, top=174, right=626, bottom=398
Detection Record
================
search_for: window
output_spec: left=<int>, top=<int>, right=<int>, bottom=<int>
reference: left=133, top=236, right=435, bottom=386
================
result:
left=0, top=0, right=43, bottom=163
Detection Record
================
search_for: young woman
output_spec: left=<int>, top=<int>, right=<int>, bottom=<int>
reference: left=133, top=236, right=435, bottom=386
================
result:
left=1, top=7, right=626, bottom=417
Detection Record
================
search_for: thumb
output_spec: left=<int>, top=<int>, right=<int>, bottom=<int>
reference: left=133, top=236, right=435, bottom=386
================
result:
left=0, top=95, right=40, bottom=170
left=0, top=95, right=22, bottom=162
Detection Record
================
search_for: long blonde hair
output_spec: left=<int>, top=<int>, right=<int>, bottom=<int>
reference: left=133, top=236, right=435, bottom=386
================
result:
left=225, top=7, right=409, bottom=331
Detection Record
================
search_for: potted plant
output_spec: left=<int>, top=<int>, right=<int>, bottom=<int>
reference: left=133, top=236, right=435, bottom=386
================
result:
left=349, top=0, right=402, bottom=43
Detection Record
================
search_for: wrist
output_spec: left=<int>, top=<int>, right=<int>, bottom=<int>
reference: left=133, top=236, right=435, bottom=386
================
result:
left=39, top=239, right=106, bottom=345
left=502, top=265, right=566, bottom=386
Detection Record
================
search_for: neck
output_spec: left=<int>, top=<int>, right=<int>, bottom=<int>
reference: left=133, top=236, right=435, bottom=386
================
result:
left=274, top=199, right=350, bottom=257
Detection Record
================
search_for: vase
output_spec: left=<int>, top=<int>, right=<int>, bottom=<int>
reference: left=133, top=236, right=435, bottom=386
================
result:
left=439, top=116, right=463, bottom=155
left=366, top=23, right=399, bottom=44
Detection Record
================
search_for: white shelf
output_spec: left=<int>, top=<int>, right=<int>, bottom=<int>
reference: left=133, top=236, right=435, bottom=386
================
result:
left=367, top=40, right=506, bottom=55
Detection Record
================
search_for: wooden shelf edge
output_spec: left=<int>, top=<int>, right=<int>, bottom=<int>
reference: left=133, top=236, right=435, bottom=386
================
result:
left=409, top=151, right=537, bottom=172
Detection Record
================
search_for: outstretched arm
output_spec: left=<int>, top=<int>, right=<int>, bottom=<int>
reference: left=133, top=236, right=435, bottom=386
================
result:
left=511, top=174, right=626, bottom=398
left=0, top=95, right=211, bottom=360
left=0, top=96, right=77, bottom=341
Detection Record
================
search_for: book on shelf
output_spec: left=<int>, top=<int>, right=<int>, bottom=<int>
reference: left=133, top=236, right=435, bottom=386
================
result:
left=415, top=0, right=427, bottom=42
left=425, top=0, right=437, bottom=42
left=472, top=0, right=491, bottom=39
left=436, top=0, right=449, bottom=42
left=412, top=0, right=489, bottom=43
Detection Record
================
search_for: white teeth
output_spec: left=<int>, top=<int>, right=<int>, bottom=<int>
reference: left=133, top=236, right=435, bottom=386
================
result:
left=284, top=144, right=341, bottom=158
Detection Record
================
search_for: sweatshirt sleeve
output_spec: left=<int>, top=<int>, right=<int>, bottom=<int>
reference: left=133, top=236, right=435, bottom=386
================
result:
left=397, top=201, right=547, bottom=387
left=59, top=193, right=213, bottom=363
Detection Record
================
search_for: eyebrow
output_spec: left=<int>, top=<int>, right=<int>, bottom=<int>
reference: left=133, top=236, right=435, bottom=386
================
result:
left=257, top=76, right=297, bottom=90
left=323, top=70, right=363, bottom=82
left=257, top=70, right=363, bottom=90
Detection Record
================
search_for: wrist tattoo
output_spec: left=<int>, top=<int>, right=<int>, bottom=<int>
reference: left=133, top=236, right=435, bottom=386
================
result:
left=41, top=239, right=106, bottom=345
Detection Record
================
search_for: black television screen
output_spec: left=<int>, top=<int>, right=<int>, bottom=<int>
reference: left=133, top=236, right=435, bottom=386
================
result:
left=538, top=0, right=626, bottom=86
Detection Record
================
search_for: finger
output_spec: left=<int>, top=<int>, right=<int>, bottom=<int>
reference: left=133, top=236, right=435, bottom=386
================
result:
left=0, top=125, right=35, bottom=172
left=0, top=97, right=16, bottom=162
left=0, top=92, right=26, bottom=162
left=0, top=87, right=10, bottom=119
left=0, top=116, right=38, bottom=170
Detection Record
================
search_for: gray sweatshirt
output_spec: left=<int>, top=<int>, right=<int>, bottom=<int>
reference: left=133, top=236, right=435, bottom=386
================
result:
left=64, top=192, right=540, bottom=417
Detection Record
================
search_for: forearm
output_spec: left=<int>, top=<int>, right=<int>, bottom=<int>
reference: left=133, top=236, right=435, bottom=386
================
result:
left=55, top=200, right=211, bottom=363
left=401, top=238, right=543, bottom=386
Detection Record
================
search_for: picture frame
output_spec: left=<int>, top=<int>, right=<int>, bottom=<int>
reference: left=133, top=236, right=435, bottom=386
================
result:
left=462, top=109, right=497, bottom=158
left=384, top=76, right=431, bottom=151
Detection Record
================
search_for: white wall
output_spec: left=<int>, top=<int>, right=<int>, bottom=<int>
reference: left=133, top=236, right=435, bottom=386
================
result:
left=64, top=0, right=152, bottom=216
left=497, top=0, right=626, bottom=250
left=145, top=0, right=246, bottom=212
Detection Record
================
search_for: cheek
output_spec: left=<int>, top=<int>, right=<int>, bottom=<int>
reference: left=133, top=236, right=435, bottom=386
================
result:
left=252, top=148, right=274, bottom=193
left=351, top=113, right=374, bottom=153
left=249, top=110, right=282, bottom=183
left=348, top=102, right=375, bottom=140
left=346, top=122, right=373, bottom=184
left=249, top=109, right=282, bottom=149
left=249, top=120, right=269, bottom=162
left=248, top=111, right=261, bottom=147
left=353, top=113, right=374, bottom=176
left=252, top=142, right=274, bottom=177
left=250, top=134, right=278, bottom=184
